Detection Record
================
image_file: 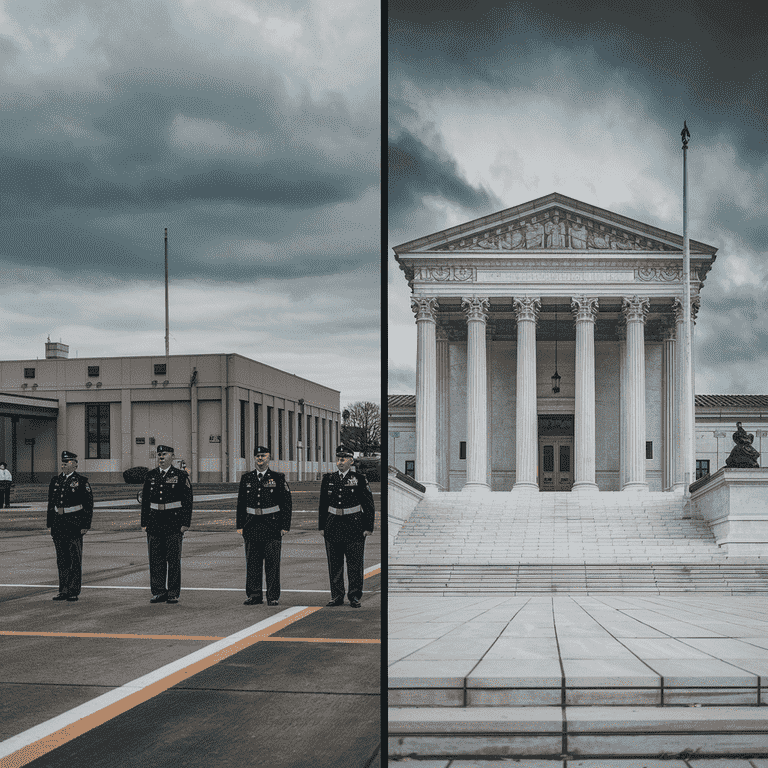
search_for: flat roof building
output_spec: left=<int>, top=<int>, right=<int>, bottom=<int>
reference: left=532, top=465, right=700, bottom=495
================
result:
left=0, top=348, right=340, bottom=483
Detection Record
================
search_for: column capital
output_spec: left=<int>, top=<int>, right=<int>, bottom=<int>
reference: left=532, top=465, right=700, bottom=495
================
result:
left=673, top=295, right=700, bottom=324
left=461, top=296, right=490, bottom=322
left=411, top=296, right=438, bottom=322
left=570, top=296, right=599, bottom=323
left=512, top=296, right=541, bottom=323
left=621, top=295, right=650, bottom=324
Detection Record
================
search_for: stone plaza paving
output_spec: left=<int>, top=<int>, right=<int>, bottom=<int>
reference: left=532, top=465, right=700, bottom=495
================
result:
left=388, top=593, right=768, bottom=762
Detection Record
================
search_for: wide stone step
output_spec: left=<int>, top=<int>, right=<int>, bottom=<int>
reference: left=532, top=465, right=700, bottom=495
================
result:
left=388, top=706, right=768, bottom=760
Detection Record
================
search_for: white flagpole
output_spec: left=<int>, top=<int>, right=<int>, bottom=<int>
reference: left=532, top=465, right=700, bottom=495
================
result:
left=164, top=227, right=170, bottom=371
left=681, top=122, right=694, bottom=497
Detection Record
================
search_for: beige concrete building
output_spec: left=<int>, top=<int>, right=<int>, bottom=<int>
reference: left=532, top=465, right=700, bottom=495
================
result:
left=0, top=342, right=340, bottom=483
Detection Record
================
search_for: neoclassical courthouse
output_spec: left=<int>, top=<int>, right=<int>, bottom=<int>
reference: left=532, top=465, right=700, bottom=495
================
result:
left=392, top=193, right=767, bottom=494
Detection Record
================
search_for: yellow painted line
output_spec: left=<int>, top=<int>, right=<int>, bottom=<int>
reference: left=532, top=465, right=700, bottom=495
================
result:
left=364, top=566, right=381, bottom=578
left=0, top=606, right=320, bottom=767
left=262, top=636, right=380, bottom=644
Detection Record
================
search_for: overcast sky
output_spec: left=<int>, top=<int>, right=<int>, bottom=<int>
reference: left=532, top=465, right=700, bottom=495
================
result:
left=0, top=0, right=380, bottom=408
left=389, top=0, right=768, bottom=397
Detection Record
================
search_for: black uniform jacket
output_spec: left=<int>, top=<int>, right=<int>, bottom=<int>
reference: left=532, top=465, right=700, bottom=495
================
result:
left=318, top=469, right=375, bottom=543
left=141, top=466, right=193, bottom=535
left=236, top=469, right=292, bottom=540
left=46, top=472, right=94, bottom=535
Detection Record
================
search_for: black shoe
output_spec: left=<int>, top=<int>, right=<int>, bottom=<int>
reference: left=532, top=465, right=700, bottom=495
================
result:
left=244, top=596, right=263, bottom=605
left=267, top=600, right=279, bottom=606
left=52, top=594, right=68, bottom=601
left=166, top=596, right=179, bottom=604
left=150, top=594, right=168, bottom=603
left=326, top=598, right=344, bottom=607
left=66, top=596, right=79, bottom=602
left=349, top=599, right=361, bottom=608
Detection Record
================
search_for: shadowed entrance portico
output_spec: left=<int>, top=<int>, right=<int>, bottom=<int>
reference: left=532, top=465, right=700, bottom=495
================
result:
left=538, top=414, right=573, bottom=491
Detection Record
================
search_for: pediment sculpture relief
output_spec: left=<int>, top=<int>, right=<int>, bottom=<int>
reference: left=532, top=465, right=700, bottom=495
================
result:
left=432, top=210, right=675, bottom=252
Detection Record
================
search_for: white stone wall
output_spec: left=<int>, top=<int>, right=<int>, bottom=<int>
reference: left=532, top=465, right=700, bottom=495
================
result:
left=595, top=341, right=621, bottom=490
left=489, top=341, right=516, bottom=490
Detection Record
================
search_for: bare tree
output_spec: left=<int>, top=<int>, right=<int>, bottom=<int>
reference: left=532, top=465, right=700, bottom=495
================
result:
left=341, top=402, right=381, bottom=456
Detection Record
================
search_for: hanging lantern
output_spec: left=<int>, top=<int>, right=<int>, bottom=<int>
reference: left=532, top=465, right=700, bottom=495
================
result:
left=551, top=308, right=561, bottom=393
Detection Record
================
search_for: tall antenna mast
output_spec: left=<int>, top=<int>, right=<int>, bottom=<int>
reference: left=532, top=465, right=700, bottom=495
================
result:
left=681, top=122, right=693, bottom=495
left=164, top=227, right=170, bottom=369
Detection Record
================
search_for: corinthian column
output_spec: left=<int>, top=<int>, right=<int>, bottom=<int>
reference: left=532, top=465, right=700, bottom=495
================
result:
left=411, top=296, right=439, bottom=493
left=661, top=321, right=676, bottom=491
left=571, top=296, right=599, bottom=492
left=621, top=295, right=650, bottom=491
left=512, top=296, right=541, bottom=491
left=461, top=296, right=490, bottom=491
left=436, top=326, right=450, bottom=492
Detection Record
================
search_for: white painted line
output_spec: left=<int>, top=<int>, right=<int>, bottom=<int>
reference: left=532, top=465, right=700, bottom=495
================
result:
left=364, top=563, right=381, bottom=575
left=0, top=584, right=331, bottom=593
left=0, top=606, right=313, bottom=763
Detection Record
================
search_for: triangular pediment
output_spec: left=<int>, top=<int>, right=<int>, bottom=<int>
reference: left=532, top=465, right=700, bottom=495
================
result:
left=394, top=193, right=717, bottom=256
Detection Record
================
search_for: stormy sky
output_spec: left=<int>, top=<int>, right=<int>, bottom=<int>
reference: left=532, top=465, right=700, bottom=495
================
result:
left=389, top=0, right=768, bottom=397
left=0, top=0, right=380, bottom=407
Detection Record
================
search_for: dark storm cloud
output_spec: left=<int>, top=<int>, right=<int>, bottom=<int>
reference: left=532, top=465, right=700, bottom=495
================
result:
left=387, top=365, right=416, bottom=394
left=389, top=0, right=768, bottom=158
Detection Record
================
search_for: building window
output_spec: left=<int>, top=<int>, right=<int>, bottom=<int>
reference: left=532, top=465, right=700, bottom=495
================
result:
left=696, top=460, right=710, bottom=480
left=646, top=441, right=653, bottom=460
left=278, top=409, right=284, bottom=460
left=297, top=411, right=302, bottom=443
left=405, top=460, right=415, bottom=478
left=24, top=368, right=35, bottom=379
left=154, top=363, right=166, bottom=376
left=267, top=406, right=273, bottom=455
left=88, top=366, right=99, bottom=377
left=288, top=411, right=294, bottom=460
left=322, top=417, right=326, bottom=462
left=307, top=415, right=311, bottom=457
left=86, top=404, right=110, bottom=459
left=254, top=404, right=260, bottom=452
left=240, top=401, right=246, bottom=459
left=315, top=416, right=320, bottom=460
left=459, top=441, right=466, bottom=460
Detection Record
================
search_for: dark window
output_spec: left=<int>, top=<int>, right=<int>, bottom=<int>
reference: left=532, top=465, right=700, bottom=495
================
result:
left=88, top=366, right=99, bottom=377
left=86, top=404, right=110, bottom=459
left=696, top=459, right=710, bottom=480
left=24, top=368, right=35, bottom=379
left=267, top=406, right=273, bottom=455
left=322, top=418, right=326, bottom=462
left=297, top=411, right=302, bottom=442
left=288, top=411, right=294, bottom=461
left=543, top=445, right=554, bottom=472
left=315, top=416, right=320, bottom=460
left=559, top=444, right=571, bottom=473
left=240, top=401, right=246, bottom=459
left=307, top=415, right=311, bottom=456
left=254, top=404, right=260, bottom=452
left=459, top=441, right=466, bottom=460
left=278, top=409, right=284, bottom=460
left=646, top=441, right=653, bottom=460
left=154, top=363, right=166, bottom=376
left=405, top=460, right=415, bottom=478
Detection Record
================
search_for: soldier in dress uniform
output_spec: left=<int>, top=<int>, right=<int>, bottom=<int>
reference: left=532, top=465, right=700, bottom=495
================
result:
left=318, top=445, right=375, bottom=608
left=140, top=445, right=193, bottom=604
left=236, top=445, right=292, bottom=606
left=46, top=451, right=93, bottom=602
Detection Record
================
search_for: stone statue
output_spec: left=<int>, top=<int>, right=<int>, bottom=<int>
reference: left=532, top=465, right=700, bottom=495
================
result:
left=725, top=422, right=761, bottom=468
left=525, top=220, right=545, bottom=248
left=501, top=226, right=525, bottom=250
left=568, top=221, right=588, bottom=249
left=545, top=215, right=566, bottom=248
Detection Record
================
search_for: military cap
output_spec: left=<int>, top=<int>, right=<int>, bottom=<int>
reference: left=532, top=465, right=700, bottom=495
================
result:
left=156, top=445, right=174, bottom=454
left=335, top=445, right=354, bottom=457
left=61, top=451, right=78, bottom=462
left=0, top=462, right=6, bottom=468
left=254, top=445, right=270, bottom=455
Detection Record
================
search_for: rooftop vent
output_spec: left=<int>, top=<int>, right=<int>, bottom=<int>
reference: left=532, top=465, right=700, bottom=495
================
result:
left=45, top=339, right=69, bottom=359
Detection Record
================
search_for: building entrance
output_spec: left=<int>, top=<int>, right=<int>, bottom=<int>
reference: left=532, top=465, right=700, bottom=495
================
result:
left=538, top=415, right=574, bottom=492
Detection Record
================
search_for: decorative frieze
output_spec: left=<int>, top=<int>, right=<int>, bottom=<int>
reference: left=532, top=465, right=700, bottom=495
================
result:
left=512, top=296, right=541, bottom=323
left=636, top=267, right=683, bottom=282
left=411, top=296, right=438, bottom=323
left=621, top=296, right=650, bottom=324
left=461, top=296, right=490, bottom=323
left=571, top=296, right=599, bottom=323
left=414, top=265, right=476, bottom=283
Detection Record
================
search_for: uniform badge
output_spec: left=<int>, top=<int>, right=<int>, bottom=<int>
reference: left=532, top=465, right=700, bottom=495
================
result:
left=285, top=484, right=290, bottom=492
left=167, top=477, right=178, bottom=484
left=246, top=484, right=251, bottom=488
left=347, top=477, right=358, bottom=486
left=266, top=480, right=276, bottom=487
left=70, top=481, right=78, bottom=489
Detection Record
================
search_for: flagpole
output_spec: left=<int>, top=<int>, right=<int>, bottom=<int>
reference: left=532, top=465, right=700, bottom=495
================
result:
left=681, top=122, right=693, bottom=498
left=164, top=227, right=170, bottom=371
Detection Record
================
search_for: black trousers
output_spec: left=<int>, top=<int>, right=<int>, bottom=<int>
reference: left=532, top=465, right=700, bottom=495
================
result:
left=243, top=538, right=282, bottom=601
left=147, top=533, right=183, bottom=598
left=0, top=482, right=10, bottom=508
left=52, top=534, right=84, bottom=596
left=324, top=538, right=365, bottom=602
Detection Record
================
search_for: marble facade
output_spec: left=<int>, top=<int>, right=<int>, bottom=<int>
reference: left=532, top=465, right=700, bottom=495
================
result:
left=394, top=193, right=717, bottom=494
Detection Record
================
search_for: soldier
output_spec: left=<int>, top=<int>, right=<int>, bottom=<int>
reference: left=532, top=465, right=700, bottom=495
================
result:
left=236, top=445, right=292, bottom=606
left=318, top=445, right=375, bottom=608
left=46, top=451, right=93, bottom=602
left=0, top=461, right=12, bottom=508
left=140, top=445, right=193, bottom=604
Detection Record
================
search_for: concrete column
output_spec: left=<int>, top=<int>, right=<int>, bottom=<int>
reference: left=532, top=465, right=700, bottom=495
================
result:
left=571, top=296, right=599, bottom=492
left=121, top=388, right=132, bottom=478
left=436, top=326, right=450, bottom=492
left=621, top=295, right=650, bottom=491
left=512, top=296, right=541, bottom=491
left=461, top=296, right=491, bottom=492
left=411, top=296, right=439, bottom=493
left=661, top=322, right=676, bottom=491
